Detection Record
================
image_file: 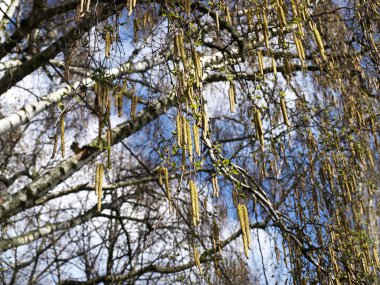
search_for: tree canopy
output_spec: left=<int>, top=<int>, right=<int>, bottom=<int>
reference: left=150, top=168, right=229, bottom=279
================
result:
left=0, top=0, right=379, bottom=284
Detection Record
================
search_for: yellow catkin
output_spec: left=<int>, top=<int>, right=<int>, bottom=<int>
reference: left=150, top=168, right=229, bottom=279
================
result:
left=192, top=243, right=203, bottom=275
left=175, top=34, right=181, bottom=58
left=272, top=55, right=277, bottom=75
left=192, top=49, right=202, bottom=87
left=262, top=12, right=269, bottom=48
left=79, top=0, right=85, bottom=13
left=193, top=124, right=200, bottom=156
left=105, top=31, right=111, bottom=58
left=95, top=163, right=104, bottom=212
left=366, top=147, right=375, bottom=170
left=51, top=132, right=58, bottom=159
left=185, top=0, right=190, bottom=15
left=128, top=0, right=133, bottom=16
left=276, top=0, right=287, bottom=28
left=228, top=82, right=236, bottom=113
left=176, top=114, right=183, bottom=147
left=242, top=205, right=251, bottom=249
left=255, top=109, right=264, bottom=151
left=237, top=204, right=249, bottom=258
left=160, top=167, right=172, bottom=204
left=211, top=173, right=219, bottom=198
left=179, top=32, right=186, bottom=65
left=310, top=22, right=326, bottom=60
left=202, top=111, right=209, bottom=138
left=130, top=95, right=137, bottom=119
left=60, top=113, right=65, bottom=157
left=186, top=121, right=193, bottom=159
left=294, top=33, right=305, bottom=63
left=107, top=129, right=112, bottom=169
left=189, top=180, right=200, bottom=226
left=258, top=51, right=264, bottom=76
left=224, top=5, right=231, bottom=24
left=280, top=96, right=290, bottom=127
left=215, top=13, right=219, bottom=30
left=373, top=246, right=380, bottom=268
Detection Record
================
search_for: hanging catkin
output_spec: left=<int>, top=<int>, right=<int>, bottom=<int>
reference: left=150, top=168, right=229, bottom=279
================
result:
left=131, top=95, right=138, bottom=119
left=95, top=163, right=104, bottom=212
left=186, top=121, right=193, bottom=159
left=193, top=124, right=200, bottom=156
left=258, top=51, right=264, bottom=76
left=192, top=243, right=203, bottom=275
left=160, top=167, right=172, bottom=205
left=201, top=111, right=209, bottom=138
left=237, top=204, right=250, bottom=258
left=176, top=114, right=183, bottom=147
left=255, top=108, right=265, bottom=151
left=60, top=112, right=65, bottom=158
left=310, top=22, right=326, bottom=60
left=105, top=31, right=111, bottom=58
left=280, top=96, right=290, bottom=127
left=229, top=82, right=236, bottom=113
left=211, top=173, right=219, bottom=198
left=189, top=180, right=200, bottom=226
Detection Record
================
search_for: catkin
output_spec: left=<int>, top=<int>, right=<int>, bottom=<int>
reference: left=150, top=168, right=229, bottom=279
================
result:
left=179, top=32, right=186, bottom=65
left=128, top=0, right=133, bottom=16
left=215, top=13, right=219, bottom=30
left=272, top=55, right=277, bottom=75
left=192, top=49, right=202, bottom=86
left=294, top=33, right=305, bottom=64
left=242, top=205, right=251, bottom=249
left=185, top=0, right=190, bottom=15
left=211, top=173, right=219, bottom=198
left=261, top=12, right=269, bottom=48
left=105, top=31, right=111, bottom=58
left=95, top=163, right=104, bottom=212
left=186, top=121, right=193, bottom=159
left=201, top=111, right=209, bottom=138
left=229, top=82, right=236, bottom=113
left=79, top=0, right=85, bottom=13
left=193, top=124, right=200, bottom=156
left=175, top=34, right=181, bottom=58
left=192, top=243, right=202, bottom=275
left=60, top=113, right=65, bottom=158
left=131, top=95, right=137, bottom=119
left=311, top=22, right=326, bottom=60
left=189, top=180, right=200, bottom=226
left=280, top=96, right=290, bottom=127
left=276, top=1, right=287, bottom=28
left=176, top=114, right=183, bottom=147
left=224, top=5, right=231, bottom=24
left=258, top=51, right=264, bottom=76
left=160, top=167, right=172, bottom=204
left=237, top=204, right=250, bottom=258
left=255, top=109, right=264, bottom=151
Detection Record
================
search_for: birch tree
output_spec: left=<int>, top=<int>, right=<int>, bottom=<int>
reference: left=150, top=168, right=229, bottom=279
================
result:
left=0, top=0, right=379, bottom=284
